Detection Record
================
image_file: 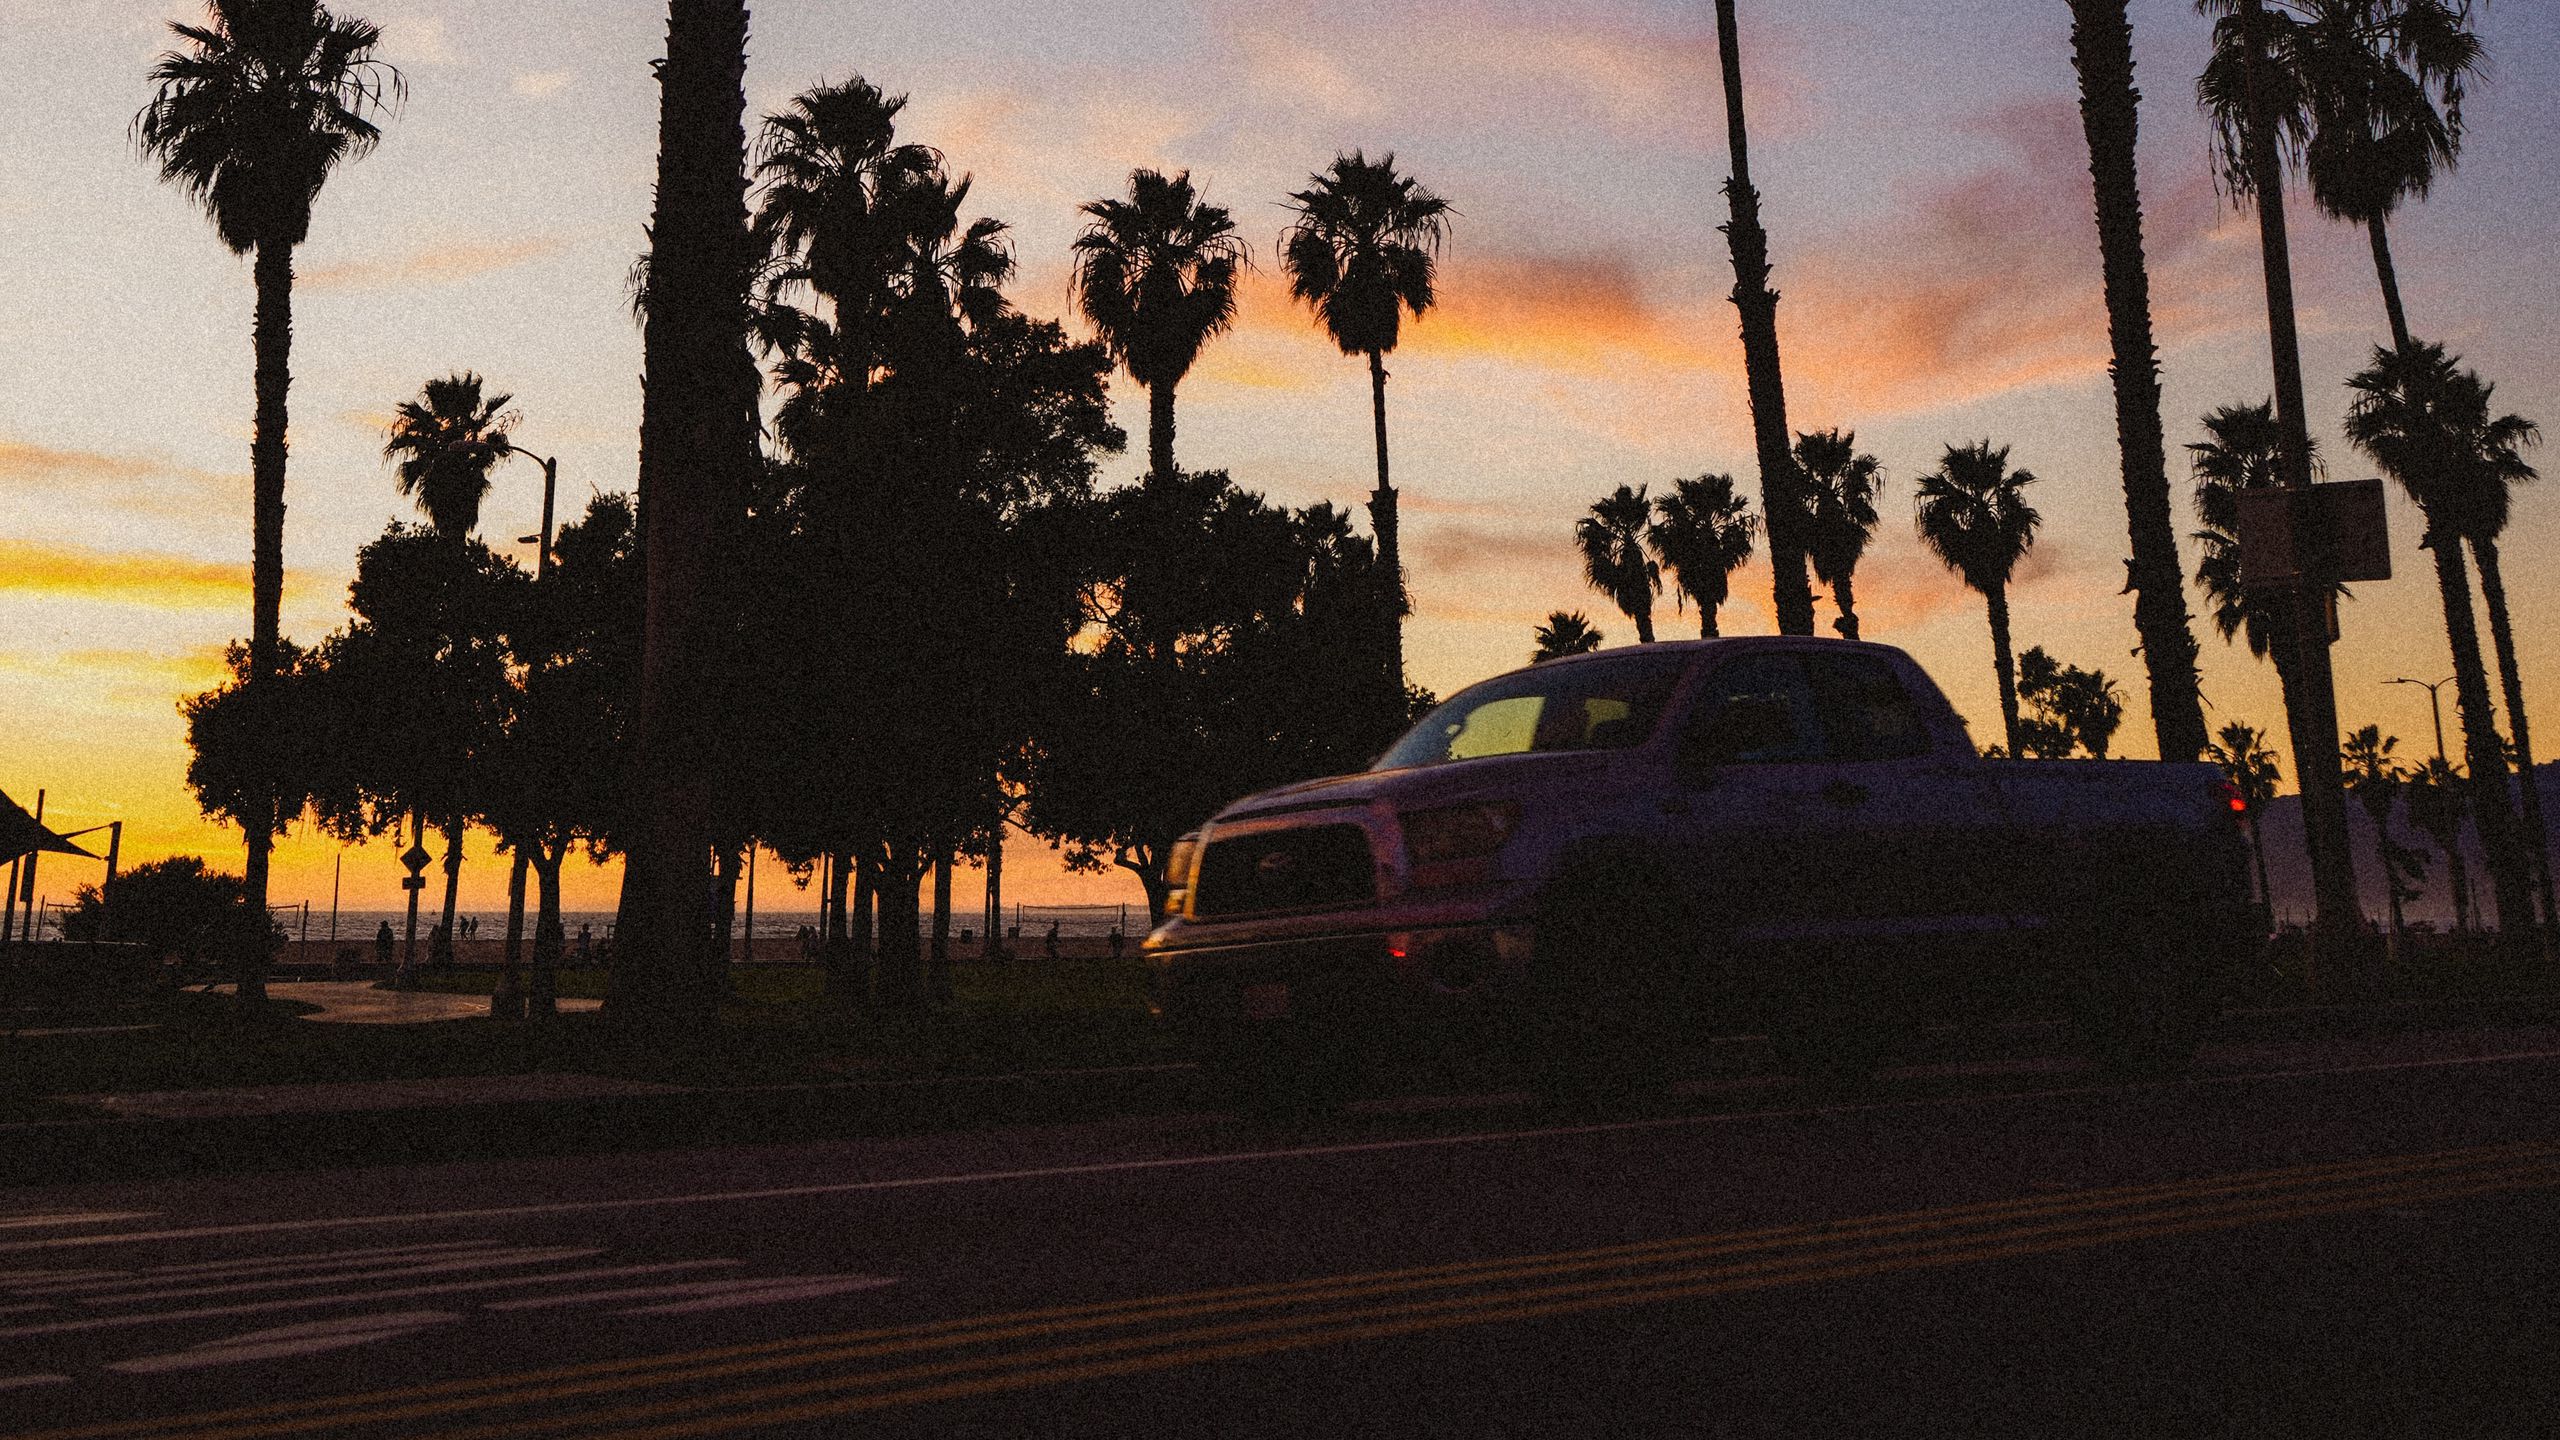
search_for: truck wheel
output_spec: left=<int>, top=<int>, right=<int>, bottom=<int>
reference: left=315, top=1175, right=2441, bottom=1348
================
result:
left=1524, top=879, right=1689, bottom=1107
left=2070, top=938, right=2203, bottom=1078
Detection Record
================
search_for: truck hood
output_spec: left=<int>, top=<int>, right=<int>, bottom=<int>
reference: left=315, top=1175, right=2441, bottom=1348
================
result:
left=1212, top=750, right=1624, bottom=824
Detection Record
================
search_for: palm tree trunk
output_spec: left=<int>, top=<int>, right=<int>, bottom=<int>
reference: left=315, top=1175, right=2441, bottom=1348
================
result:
left=823, top=845, right=856, bottom=1003
left=239, top=237, right=297, bottom=1005
left=2368, top=213, right=2413, bottom=354
left=1699, top=599, right=1719, bottom=639
left=528, top=841, right=565, bottom=1018
left=1984, top=583, right=2021, bottom=756
left=1148, top=379, right=1177, bottom=483
left=1832, top=572, right=1859, bottom=641
left=436, top=815, right=465, bottom=966
left=1631, top=592, right=1655, bottom=645
left=1713, top=0, right=1814, bottom=638
left=929, top=848, right=953, bottom=1003
left=1365, top=348, right=1405, bottom=690
left=875, top=857, right=922, bottom=1009
left=2066, top=0, right=2207, bottom=764
left=2237, top=0, right=2363, bottom=962
left=2426, top=533, right=2533, bottom=935
left=609, top=0, right=757, bottom=1031
left=2249, top=818, right=2273, bottom=916
left=495, top=842, right=528, bottom=1018
left=2467, top=536, right=2554, bottom=933
left=982, top=814, right=1005, bottom=962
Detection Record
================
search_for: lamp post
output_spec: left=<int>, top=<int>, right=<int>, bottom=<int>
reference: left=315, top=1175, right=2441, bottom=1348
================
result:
left=2389, top=676, right=2456, bottom=766
left=492, top=443, right=560, bottom=1020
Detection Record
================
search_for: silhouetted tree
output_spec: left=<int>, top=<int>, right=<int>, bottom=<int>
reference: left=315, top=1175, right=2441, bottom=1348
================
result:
left=1531, top=611, right=1605, bottom=663
left=1712, top=0, right=1813, bottom=637
left=2405, top=754, right=2474, bottom=930
left=2209, top=720, right=2284, bottom=912
left=2197, top=0, right=2366, bottom=955
left=1072, top=169, right=1247, bottom=483
left=1280, top=150, right=1452, bottom=690
left=60, top=857, right=280, bottom=977
left=384, top=372, right=514, bottom=539
left=1794, top=430, right=1883, bottom=641
left=613, top=0, right=760, bottom=1028
left=1576, top=485, right=1660, bottom=645
left=134, top=0, right=402, bottom=1000
left=750, top=76, right=937, bottom=387
left=2018, top=646, right=2128, bottom=760
left=2342, top=724, right=2417, bottom=942
left=2345, top=341, right=2534, bottom=935
left=1647, top=473, right=1756, bottom=639
left=2190, top=401, right=2324, bottom=662
left=1915, top=441, right=2041, bottom=755
left=2067, top=0, right=2209, bottom=762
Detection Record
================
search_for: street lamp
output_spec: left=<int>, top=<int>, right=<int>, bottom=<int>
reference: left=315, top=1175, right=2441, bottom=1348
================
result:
left=492, top=442, right=560, bottom=1020
left=2387, top=676, right=2456, bottom=765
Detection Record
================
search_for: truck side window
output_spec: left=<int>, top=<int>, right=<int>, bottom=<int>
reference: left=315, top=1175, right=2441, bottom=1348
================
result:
left=1809, top=654, right=1933, bottom=761
left=1683, top=655, right=1824, bottom=764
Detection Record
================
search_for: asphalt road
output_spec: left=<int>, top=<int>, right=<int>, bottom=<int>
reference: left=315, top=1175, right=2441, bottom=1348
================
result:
left=6, top=1022, right=2560, bottom=1438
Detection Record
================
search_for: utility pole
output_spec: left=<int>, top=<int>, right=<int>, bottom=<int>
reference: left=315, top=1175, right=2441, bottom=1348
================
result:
left=495, top=444, right=561, bottom=1021
left=2390, top=676, right=2455, bottom=765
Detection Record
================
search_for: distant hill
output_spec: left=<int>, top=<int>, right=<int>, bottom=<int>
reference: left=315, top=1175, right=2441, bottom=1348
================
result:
left=2251, top=761, right=2560, bottom=927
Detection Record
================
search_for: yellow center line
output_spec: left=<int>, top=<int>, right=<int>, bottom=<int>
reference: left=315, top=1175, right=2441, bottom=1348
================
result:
left=16, top=1139, right=2557, bottom=1440
left=393, top=1157, right=2560, bottom=1440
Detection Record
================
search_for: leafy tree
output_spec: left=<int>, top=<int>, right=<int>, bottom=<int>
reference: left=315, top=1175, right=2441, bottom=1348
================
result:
left=1794, top=430, right=1883, bottom=641
left=1914, top=441, right=2041, bottom=755
left=2344, top=341, right=2534, bottom=935
left=750, top=76, right=938, bottom=379
left=2018, top=646, right=2128, bottom=760
left=2208, top=720, right=2284, bottom=911
left=613, top=0, right=760, bottom=1028
left=2189, top=401, right=2340, bottom=661
left=1026, top=470, right=1411, bottom=922
left=1280, top=150, right=1453, bottom=688
left=1576, top=485, right=1660, bottom=644
left=60, top=857, right=281, bottom=977
left=179, top=639, right=320, bottom=995
left=384, top=372, right=514, bottom=538
left=1647, top=473, right=1757, bottom=639
left=1532, top=611, right=1605, bottom=663
left=1712, top=0, right=1814, bottom=637
left=1071, top=168, right=1248, bottom=482
left=134, top=0, right=402, bottom=998
left=2066, top=0, right=2209, bottom=761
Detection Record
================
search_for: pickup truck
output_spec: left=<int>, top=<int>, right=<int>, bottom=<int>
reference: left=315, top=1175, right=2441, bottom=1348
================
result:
left=1144, top=637, right=2258, bottom=1101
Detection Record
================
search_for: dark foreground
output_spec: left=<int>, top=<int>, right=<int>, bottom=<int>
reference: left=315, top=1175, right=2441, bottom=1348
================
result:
left=5, top=1020, right=2559, bottom=1438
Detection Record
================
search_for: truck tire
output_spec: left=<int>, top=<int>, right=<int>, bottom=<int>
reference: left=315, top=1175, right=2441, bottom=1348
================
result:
left=1523, top=873, right=1690, bottom=1107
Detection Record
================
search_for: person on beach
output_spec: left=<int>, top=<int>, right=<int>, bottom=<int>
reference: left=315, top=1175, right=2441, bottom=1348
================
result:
left=1044, top=919, right=1061, bottom=961
left=576, top=923, right=592, bottom=961
left=1108, top=926, right=1124, bottom=959
left=374, top=920, right=393, bottom=968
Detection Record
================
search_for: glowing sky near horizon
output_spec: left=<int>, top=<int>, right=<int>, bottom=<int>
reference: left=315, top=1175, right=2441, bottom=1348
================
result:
left=4, top=0, right=2559, bottom=914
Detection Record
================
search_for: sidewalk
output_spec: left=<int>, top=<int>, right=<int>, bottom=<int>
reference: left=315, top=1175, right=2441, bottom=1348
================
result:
left=209, top=980, right=604, bottom=1026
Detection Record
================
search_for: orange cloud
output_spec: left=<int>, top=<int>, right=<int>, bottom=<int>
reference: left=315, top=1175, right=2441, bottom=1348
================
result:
left=0, top=538, right=309, bottom=610
left=0, top=439, right=232, bottom=512
left=301, top=236, right=567, bottom=291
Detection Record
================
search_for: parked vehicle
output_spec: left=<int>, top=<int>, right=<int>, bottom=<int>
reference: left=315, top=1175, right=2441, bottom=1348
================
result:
left=1144, top=638, right=2257, bottom=1102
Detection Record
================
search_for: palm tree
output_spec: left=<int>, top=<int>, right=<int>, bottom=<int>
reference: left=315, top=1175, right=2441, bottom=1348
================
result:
left=384, top=372, right=513, bottom=538
left=2197, top=0, right=2366, bottom=955
left=2202, top=0, right=2483, bottom=352
left=1712, top=0, right=1814, bottom=637
left=1914, top=442, right=2041, bottom=755
left=611, top=0, right=760, bottom=1028
left=752, top=77, right=937, bottom=354
left=1794, top=430, right=1883, bottom=640
left=1576, top=486, right=1660, bottom=645
left=2209, top=721, right=2284, bottom=912
left=2066, top=0, right=2209, bottom=762
left=2406, top=756, right=2474, bottom=931
left=1280, top=150, right=1453, bottom=689
left=1071, top=169, right=1248, bottom=484
left=2342, top=724, right=2414, bottom=942
left=2345, top=341, right=2538, bottom=937
left=1647, top=473, right=1758, bottom=639
left=1531, top=612, right=1605, bottom=664
left=133, top=0, right=401, bottom=1002
left=2189, top=401, right=2314, bottom=662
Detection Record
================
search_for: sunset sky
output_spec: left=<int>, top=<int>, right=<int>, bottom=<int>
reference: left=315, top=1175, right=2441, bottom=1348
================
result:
left=5, top=0, right=2558, bottom=918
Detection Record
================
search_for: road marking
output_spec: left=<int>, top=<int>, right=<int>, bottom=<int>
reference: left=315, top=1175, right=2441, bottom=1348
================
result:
left=19, top=1139, right=2559, bottom=1440
left=0, top=1214, right=157, bottom=1232
left=484, top=1276, right=898, bottom=1313
left=104, top=1313, right=464, bottom=1376
left=67, top=1247, right=590, bottom=1306
left=7, top=1044, right=2560, bottom=1262
left=118, top=1241, right=502, bottom=1281
left=614, top=1277, right=902, bottom=1316
left=0, top=1373, right=72, bottom=1392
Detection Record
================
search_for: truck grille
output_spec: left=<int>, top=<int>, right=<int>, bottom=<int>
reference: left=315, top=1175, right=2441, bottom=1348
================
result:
left=1192, top=825, right=1376, bottom=918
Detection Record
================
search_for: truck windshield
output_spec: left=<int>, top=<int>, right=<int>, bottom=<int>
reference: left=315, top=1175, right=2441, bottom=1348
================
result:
left=1373, top=652, right=1694, bottom=771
